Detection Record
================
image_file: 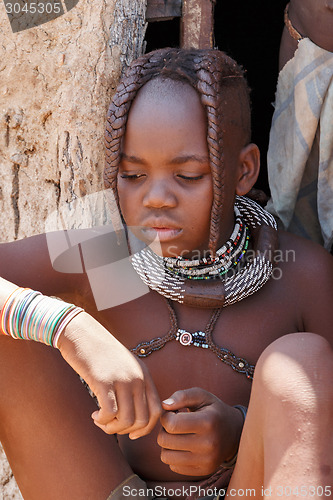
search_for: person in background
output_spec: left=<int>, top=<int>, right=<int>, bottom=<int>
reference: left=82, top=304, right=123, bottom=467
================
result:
left=266, top=0, right=333, bottom=252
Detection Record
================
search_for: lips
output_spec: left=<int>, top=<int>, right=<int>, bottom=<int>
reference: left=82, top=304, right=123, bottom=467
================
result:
left=141, top=221, right=182, bottom=242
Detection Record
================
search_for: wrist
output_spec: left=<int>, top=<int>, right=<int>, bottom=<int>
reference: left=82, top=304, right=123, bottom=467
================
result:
left=57, top=311, right=119, bottom=361
left=0, top=287, right=84, bottom=348
left=220, top=404, right=247, bottom=468
left=56, top=310, right=94, bottom=350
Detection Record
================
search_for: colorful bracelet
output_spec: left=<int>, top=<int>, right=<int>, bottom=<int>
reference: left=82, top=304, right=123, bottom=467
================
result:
left=0, top=287, right=84, bottom=348
left=220, top=404, right=248, bottom=468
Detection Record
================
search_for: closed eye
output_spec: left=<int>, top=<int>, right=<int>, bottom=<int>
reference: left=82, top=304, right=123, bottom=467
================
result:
left=120, top=173, right=145, bottom=180
left=177, top=174, right=204, bottom=181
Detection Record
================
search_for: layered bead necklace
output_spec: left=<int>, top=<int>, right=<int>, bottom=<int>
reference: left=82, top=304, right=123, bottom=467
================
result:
left=164, top=206, right=250, bottom=281
left=131, top=196, right=277, bottom=307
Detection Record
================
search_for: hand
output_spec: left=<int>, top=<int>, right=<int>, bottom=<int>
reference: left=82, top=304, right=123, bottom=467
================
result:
left=157, top=388, right=244, bottom=477
left=57, top=312, right=162, bottom=439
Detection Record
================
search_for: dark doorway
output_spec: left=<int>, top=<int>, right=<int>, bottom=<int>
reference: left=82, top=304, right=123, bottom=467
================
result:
left=214, top=0, right=289, bottom=193
left=145, top=17, right=180, bottom=52
left=144, top=0, right=289, bottom=194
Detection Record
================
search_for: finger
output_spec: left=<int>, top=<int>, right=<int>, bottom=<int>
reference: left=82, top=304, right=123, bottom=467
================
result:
left=92, top=384, right=135, bottom=434
left=160, top=407, right=209, bottom=435
left=160, top=448, right=198, bottom=468
left=162, top=387, right=217, bottom=412
left=169, top=464, right=204, bottom=476
left=93, top=419, right=116, bottom=434
left=118, top=383, right=149, bottom=436
left=91, top=389, right=118, bottom=425
left=129, top=372, right=162, bottom=440
left=157, top=427, right=195, bottom=451
left=111, top=382, right=136, bottom=432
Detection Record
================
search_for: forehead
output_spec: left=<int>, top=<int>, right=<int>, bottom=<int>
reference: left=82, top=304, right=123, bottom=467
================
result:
left=122, top=78, right=209, bottom=158
left=128, top=78, right=206, bottom=126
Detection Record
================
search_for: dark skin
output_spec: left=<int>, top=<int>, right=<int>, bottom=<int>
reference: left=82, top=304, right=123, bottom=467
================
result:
left=280, top=0, right=333, bottom=70
left=0, top=78, right=332, bottom=499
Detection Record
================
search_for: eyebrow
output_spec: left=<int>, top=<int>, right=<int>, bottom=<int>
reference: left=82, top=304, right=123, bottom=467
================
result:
left=169, top=154, right=209, bottom=165
left=120, top=153, right=209, bottom=165
left=120, top=153, right=146, bottom=165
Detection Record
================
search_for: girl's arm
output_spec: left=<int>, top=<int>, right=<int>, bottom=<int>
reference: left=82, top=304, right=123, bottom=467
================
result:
left=0, top=276, right=162, bottom=439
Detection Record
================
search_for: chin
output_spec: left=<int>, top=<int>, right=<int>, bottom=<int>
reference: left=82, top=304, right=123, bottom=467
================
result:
left=152, top=242, right=210, bottom=260
left=149, top=241, right=180, bottom=258
left=126, top=227, right=206, bottom=259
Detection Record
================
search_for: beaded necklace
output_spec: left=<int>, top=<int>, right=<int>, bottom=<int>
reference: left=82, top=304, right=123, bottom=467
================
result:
left=165, top=206, right=250, bottom=280
left=129, top=197, right=277, bottom=380
left=130, top=299, right=255, bottom=380
left=130, top=196, right=277, bottom=308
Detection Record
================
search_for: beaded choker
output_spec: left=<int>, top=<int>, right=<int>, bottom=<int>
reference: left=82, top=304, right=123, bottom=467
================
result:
left=165, top=205, right=250, bottom=280
left=130, top=196, right=278, bottom=309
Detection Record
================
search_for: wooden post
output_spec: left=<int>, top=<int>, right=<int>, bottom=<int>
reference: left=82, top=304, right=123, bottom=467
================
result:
left=109, top=0, right=148, bottom=75
left=180, top=0, right=215, bottom=49
left=146, top=0, right=181, bottom=21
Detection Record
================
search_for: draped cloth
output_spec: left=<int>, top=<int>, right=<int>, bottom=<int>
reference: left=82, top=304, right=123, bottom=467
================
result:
left=266, top=38, right=333, bottom=250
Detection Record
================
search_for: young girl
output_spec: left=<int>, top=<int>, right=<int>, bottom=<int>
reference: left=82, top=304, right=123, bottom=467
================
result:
left=0, top=48, right=332, bottom=500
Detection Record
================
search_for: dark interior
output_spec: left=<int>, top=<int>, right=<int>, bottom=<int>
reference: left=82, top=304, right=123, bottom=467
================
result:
left=145, top=17, right=180, bottom=52
left=144, top=0, right=289, bottom=194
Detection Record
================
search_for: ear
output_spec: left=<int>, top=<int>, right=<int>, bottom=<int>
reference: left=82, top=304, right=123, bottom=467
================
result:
left=235, top=143, right=260, bottom=196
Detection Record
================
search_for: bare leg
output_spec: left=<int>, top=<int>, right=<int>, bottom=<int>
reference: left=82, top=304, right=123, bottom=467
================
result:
left=0, top=336, right=133, bottom=500
left=228, top=333, right=333, bottom=499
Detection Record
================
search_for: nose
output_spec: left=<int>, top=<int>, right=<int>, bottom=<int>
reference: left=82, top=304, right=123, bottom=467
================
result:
left=143, top=178, right=177, bottom=209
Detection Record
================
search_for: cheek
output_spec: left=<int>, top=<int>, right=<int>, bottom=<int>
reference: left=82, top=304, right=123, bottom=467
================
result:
left=117, top=182, right=135, bottom=224
left=192, top=210, right=211, bottom=240
left=199, top=182, right=213, bottom=219
left=186, top=183, right=213, bottom=237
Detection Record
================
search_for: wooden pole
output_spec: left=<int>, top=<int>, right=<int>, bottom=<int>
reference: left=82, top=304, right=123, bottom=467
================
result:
left=180, top=0, right=215, bottom=49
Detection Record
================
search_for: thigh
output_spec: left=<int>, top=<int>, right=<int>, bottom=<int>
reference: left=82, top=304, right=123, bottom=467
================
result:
left=227, top=333, right=333, bottom=496
left=0, top=336, right=132, bottom=500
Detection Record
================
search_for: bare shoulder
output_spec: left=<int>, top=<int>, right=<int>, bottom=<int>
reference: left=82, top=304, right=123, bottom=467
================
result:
left=290, top=0, right=333, bottom=52
left=277, top=231, right=333, bottom=343
left=278, top=230, right=333, bottom=277
left=0, top=233, right=50, bottom=285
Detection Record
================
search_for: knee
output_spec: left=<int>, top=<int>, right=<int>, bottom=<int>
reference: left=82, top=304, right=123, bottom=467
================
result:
left=254, top=333, right=333, bottom=411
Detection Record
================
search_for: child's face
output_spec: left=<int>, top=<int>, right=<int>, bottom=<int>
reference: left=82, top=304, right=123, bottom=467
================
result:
left=117, top=79, right=236, bottom=258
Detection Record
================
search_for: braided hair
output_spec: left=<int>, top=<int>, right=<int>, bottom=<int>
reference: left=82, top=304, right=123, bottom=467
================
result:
left=104, top=48, right=251, bottom=255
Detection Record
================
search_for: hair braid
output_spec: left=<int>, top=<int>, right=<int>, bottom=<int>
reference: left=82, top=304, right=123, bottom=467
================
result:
left=194, top=57, right=225, bottom=254
left=104, top=48, right=250, bottom=255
